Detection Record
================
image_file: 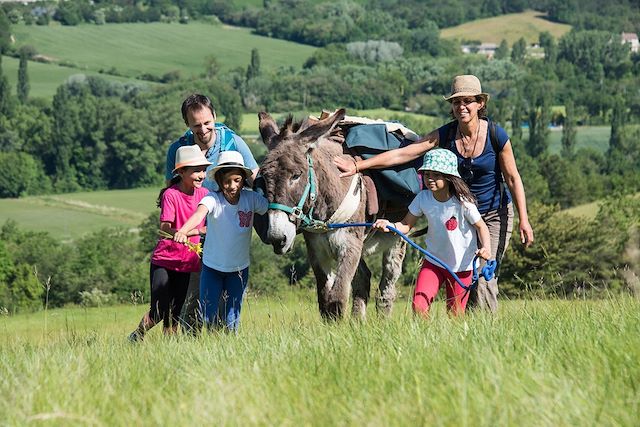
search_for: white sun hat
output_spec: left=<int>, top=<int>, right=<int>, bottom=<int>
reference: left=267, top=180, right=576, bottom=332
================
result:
left=172, top=145, right=212, bottom=173
left=207, top=150, right=253, bottom=182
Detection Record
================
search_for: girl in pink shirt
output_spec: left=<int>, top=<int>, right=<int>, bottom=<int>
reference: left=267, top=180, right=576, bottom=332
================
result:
left=129, top=146, right=210, bottom=341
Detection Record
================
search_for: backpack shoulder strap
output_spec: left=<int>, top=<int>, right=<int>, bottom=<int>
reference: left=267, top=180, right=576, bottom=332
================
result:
left=444, top=120, right=457, bottom=147
left=215, top=123, right=237, bottom=152
left=487, top=119, right=501, bottom=154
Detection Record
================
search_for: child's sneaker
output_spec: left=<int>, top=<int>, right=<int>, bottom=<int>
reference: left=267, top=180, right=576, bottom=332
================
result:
left=127, top=330, right=143, bottom=343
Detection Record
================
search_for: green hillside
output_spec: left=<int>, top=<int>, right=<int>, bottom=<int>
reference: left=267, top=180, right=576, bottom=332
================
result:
left=0, top=188, right=158, bottom=241
left=2, top=55, right=153, bottom=99
left=10, top=21, right=316, bottom=81
left=441, top=10, right=571, bottom=45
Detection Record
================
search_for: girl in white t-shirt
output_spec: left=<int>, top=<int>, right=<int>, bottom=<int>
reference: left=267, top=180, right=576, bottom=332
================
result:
left=373, top=148, right=491, bottom=316
left=174, top=151, right=268, bottom=331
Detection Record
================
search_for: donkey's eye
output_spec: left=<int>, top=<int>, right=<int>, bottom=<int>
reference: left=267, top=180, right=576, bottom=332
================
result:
left=291, top=172, right=302, bottom=181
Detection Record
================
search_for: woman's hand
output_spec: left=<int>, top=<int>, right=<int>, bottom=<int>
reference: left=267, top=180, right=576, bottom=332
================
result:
left=173, top=230, right=188, bottom=244
left=476, top=247, right=491, bottom=260
left=333, top=156, right=357, bottom=178
left=519, top=219, right=534, bottom=248
left=372, top=219, right=392, bottom=232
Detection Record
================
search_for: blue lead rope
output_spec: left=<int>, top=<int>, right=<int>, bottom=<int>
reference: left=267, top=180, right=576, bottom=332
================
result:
left=327, top=222, right=497, bottom=291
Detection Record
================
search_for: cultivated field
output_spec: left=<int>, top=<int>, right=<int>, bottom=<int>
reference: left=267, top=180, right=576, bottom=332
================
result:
left=8, top=21, right=316, bottom=97
left=441, top=10, right=572, bottom=45
left=2, top=54, right=152, bottom=99
left=0, top=188, right=158, bottom=240
left=1, top=295, right=638, bottom=426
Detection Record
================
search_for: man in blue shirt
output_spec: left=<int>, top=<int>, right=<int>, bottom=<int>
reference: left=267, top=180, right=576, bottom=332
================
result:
left=166, top=94, right=259, bottom=190
left=166, top=94, right=260, bottom=333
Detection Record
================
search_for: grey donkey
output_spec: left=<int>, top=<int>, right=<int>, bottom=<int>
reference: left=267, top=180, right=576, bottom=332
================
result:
left=258, top=109, right=407, bottom=320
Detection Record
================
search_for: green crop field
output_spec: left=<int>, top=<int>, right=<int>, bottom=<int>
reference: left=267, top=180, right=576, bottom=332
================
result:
left=9, top=21, right=315, bottom=92
left=441, top=10, right=572, bottom=45
left=2, top=55, right=153, bottom=99
left=1, top=296, right=638, bottom=425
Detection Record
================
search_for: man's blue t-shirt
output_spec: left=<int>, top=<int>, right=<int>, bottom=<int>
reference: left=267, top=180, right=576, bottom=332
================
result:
left=166, top=124, right=258, bottom=192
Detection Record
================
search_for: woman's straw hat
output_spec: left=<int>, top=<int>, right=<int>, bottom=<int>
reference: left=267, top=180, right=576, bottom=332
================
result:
left=418, top=148, right=461, bottom=178
left=443, top=74, right=490, bottom=102
left=207, top=151, right=253, bottom=182
left=172, top=145, right=212, bottom=173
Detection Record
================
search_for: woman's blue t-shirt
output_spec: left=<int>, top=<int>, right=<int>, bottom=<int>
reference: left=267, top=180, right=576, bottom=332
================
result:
left=438, top=120, right=512, bottom=214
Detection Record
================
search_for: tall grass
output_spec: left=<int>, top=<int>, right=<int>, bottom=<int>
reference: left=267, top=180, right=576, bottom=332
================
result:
left=1, top=295, right=638, bottom=426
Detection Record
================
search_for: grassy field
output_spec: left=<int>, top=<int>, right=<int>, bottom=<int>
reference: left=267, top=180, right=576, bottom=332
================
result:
left=441, top=10, right=572, bottom=45
left=547, top=125, right=610, bottom=154
left=0, top=188, right=158, bottom=241
left=1, top=295, right=638, bottom=425
left=2, top=55, right=153, bottom=99
left=9, top=21, right=315, bottom=94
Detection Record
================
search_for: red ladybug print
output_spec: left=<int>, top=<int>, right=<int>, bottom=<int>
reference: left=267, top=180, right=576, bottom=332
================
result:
left=238, top=211, right=252, bottom=227
left=445, top=216, right=458, bottom=231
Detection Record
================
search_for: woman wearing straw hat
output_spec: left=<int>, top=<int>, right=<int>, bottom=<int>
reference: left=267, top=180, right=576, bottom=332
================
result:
left=173, top=151, right=268, bottom=332
left=334, top=74, right=534, bottom=313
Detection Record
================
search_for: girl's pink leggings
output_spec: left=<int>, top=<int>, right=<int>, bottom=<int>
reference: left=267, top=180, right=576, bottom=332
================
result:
left=413, top=260, right=472, bottom=316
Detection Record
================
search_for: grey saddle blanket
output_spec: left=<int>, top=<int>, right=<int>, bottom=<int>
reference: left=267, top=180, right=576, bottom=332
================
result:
left=345, top=123, right=421, bottom=207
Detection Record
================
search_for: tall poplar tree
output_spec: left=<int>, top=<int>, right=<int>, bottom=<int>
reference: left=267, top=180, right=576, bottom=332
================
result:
left=561, top=99, right=577, bottom=158
left=0, top=54, right=13, bottom=117
left=17, top=48, right=30, bottom=103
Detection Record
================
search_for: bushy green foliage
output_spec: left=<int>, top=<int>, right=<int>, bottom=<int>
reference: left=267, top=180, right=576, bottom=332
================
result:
left=0, top=220, right=148, bottom=307
left=0, top=152, right=51, bottom=198
left=501, top=196, right=640, bottom=297
left=0, top=237, right=43, bottom=313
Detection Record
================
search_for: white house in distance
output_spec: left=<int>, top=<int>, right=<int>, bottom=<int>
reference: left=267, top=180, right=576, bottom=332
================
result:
left=621, top=32, right=639, bottom=53
left=461, top=43, right=498, bottom=57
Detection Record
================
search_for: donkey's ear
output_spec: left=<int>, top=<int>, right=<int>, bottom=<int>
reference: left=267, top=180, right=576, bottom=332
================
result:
left=258, top=112, right=280, bottom=150
left=297, top=108, right=346, bottom=148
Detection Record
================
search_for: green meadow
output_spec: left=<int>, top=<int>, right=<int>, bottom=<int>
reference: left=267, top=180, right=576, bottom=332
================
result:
left=9, top=21, right=315, bottom=96
left=0, top=187, right=158, bottom=241
left=1, top=295, right=638, bottom=426
left=546, top=125, right=610, bottom=154
left=441, top=10, right=572, bottom=45
left=2, top=54, right=152, bottom=99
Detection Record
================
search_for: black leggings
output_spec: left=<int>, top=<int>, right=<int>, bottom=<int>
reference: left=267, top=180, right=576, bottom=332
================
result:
left=149, top=263, right=190, bottom=329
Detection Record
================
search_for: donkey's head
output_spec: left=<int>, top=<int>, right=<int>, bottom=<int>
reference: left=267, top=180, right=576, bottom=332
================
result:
left=258, top=109, right=345, bottom=254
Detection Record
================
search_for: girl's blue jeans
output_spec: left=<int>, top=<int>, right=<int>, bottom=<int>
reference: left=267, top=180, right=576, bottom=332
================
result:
left=199, top=264, right=248, bottom=332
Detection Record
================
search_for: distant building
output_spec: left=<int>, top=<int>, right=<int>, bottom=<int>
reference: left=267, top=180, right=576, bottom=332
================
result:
left=621, top=32, right=639, bottom=53
left=461, top=43, right=498, bottom=58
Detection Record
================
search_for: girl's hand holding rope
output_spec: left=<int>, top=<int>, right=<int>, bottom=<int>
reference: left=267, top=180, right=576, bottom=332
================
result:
left=475, top=247, right=491, bottom=261
left=372, top=219, right=392, bottom=232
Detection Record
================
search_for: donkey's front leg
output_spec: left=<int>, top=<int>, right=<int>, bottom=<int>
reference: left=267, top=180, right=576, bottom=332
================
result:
left=326, top=230, right=363, bottom=319
left=306, top=246, right=331, bottom=319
